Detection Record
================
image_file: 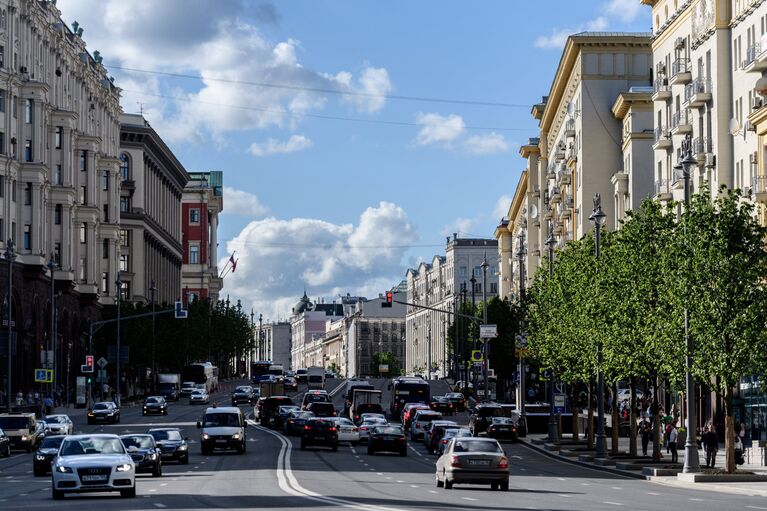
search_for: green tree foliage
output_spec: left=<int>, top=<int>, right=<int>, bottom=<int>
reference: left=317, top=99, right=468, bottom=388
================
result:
left=371, top=351, right=400, bottom=377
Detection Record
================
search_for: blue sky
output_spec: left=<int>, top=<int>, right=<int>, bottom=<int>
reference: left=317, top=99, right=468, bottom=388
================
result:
left=60, top=0, right=650, bottom=320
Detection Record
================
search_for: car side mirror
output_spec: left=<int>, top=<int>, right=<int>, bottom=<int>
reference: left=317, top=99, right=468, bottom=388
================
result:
left=196, top=421, right=201, bottom=429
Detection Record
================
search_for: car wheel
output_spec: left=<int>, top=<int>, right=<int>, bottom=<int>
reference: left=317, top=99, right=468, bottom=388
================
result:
left=444, top=475, right=453, bottom=490
left=491, top=483, right=499, bottom=491
left=300, top=441, right=307, bottom=450
left=153, top=463, right=162, bottom=477
left=436, top=474, right=444, bottom=487
left=367, top=447, right=374, bottom=455
left=331, top=444, right=338, bottom=452
left=399, top=449, right=407, bottom=457
left=500, top=480, right=509, bottom=491
left=120, top=486, right=137, bottom=498
left=52, top=488, right=64, bottom=500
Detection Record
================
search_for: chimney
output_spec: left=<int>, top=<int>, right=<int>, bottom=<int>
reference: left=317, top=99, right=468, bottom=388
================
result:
left=453, top=232, right=458, bottom=241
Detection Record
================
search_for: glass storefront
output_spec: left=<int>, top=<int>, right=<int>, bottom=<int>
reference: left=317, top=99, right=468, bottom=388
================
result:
left=738, top=377, right=767, bottom=444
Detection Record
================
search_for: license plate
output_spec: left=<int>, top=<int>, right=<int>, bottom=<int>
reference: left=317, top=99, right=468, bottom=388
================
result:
left=81, top=475, right=107, bottom=482
left=313, top=436, right=325, bottom=440
left=468, top=459, right=490, bottom=466
left=215, top=439, right=228, bottom=443
left=497, top=427, right=509, bottom=431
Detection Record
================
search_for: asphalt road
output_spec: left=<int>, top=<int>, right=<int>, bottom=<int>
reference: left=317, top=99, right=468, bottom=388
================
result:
left=0, top=379, right=765, bottom=510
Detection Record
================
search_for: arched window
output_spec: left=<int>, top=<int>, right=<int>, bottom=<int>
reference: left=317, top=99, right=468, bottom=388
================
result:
left=119, top=153, right=130, bottom=180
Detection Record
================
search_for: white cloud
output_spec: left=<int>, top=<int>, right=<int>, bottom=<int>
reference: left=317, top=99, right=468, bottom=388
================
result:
left=493, top=195, right=513, bottom=222
left=248, top=135, right=313, bottom=157
left=221, top=202, right=418, bottom=320
left=535, top=17, right=608, bottom=49
left=222, top=187, right=269, bottom=218
left=464, top=132, right=509, bottom=155
left=605, top=0, right=642, bottom=23
left=414, top=113, right=466, bottom=147
left=58, top=1, right=392, bottom=143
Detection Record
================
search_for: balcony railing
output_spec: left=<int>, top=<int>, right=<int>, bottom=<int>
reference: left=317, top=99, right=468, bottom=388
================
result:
left=692, top=136, right=712, bottom=154
left=753, top=176, right=767, bottom=200
left=671, top=110, right=691, bottom=130
left=654, top=78, right=670, bottom=95
left=653, top=126, right=672, bottom=150
left=565, top=119, right=576, bottom=137
left=670, top=59, right=691, bottom=85
left=557, top=167, right=571, bottom=184
left=654, top=178, right=671, bottom=197
left=684, top=78, right=713, bottom=107
left=744, top=43, right=761, bottom=68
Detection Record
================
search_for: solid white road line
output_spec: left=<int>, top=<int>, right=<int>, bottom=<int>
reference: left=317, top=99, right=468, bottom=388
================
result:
left=603, top=502, right=624, bottom=506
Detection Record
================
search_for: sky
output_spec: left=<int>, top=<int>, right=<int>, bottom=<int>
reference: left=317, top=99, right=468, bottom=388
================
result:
left=59, top=0, right=650, bottom=321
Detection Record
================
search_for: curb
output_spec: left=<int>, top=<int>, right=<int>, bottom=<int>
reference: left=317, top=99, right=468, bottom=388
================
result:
left=517, top=439, right=647, bottom=480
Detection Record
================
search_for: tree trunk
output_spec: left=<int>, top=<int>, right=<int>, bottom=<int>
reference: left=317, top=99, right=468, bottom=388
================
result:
left=611, top=381, right=619, bottom=454
left=629, top=377, right=637, bottom=457
left=588, top=379, right=595, bottom=449
left=652, top=374, right=661, bottom=462
left=725, top=386, right=736, bottom=474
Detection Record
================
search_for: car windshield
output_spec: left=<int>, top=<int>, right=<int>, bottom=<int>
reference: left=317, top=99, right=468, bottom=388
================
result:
left=445, top=429, right=472, bottom=438
left=338, top=418, right=354, bottom=426
left=0, top=417, right=30, bottom=429
left=41, top=416, right=66, bottom=424
left=203, top=413, right=240, bottom=427
left=121, top=436, right=155, bottom=449
left=235, top=387, right=252, bottom=393
left=93, top=403, right=112, bottom=410
left=363, top=418, right=387, bottom=425
left=297, top=412, right=315, bottom=419
left=304, top=394, right=328, bottom=404
left=40, top=436, right=65, bottom=449
left=149, top=430, right=182, bottom=441
left=279, top=406, right=299, bottom=414
left=61, top=437, right=125, bottom=456
left=453, top=439, right=503, bottom=453
left=446, top=393, right=463, bottom=399
left=375, top=426, right=402, bottom=435
left=492, top=417, right=513, bottom=424
left=416, top=413, right=440, bottom=422
left=145, top=397, right=160, bottom=404
left=309, top=403, right=334, bottom=412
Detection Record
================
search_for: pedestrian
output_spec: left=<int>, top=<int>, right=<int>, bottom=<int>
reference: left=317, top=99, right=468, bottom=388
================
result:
left=702, top=424, right=718, bottom=468
left=664, top=418, right=673, bottom=453
left=15, top=390, right=23, bottom=406
left=43, top=395, right=53, bottom=416
left=639, top=415, right=652, bottom=456
left=668, top=422, right=678, bottom=463
left=739, top=422, right=747, bottom=444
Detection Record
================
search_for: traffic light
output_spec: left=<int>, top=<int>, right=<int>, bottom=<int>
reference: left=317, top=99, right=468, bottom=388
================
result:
left=381, top=291, right=393, bottom=308
left=82, top=355, right=94, bottom=373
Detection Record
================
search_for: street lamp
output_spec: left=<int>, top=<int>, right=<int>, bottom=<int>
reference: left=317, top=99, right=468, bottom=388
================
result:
left=469, top=272, right=477, bottom=394
left=589, top=194, right=607, bottom=458
left=115, top=272, right=122, bottom=407
left=545, top=219, right=559, bottom=442
left=677, top=135, right=700, bottom=473
left=515, top=229, right=527, bottom=429
left=4, top=240, right=16, bottom=413
left=150, top=279, right=157, bottom=393
left=480, top=254, right=489, bottom=402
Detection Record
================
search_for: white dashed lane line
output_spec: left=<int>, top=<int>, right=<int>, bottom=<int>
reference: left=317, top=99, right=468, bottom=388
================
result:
left=603, top=502, right=624, bottom=506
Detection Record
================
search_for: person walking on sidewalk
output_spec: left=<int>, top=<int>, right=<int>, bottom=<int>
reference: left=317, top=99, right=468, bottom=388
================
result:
left=639, top=415, right=652, bottom=456
left=702, top=424, right=718, bottom=468
left=668, top=423, right=679, bottom=463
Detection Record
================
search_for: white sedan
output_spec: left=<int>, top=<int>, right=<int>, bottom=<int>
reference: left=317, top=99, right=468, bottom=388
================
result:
left=41, top=415, right=74, bottom=435
left=331, top=417, right=360, bottom=445
left=189, top=389, right=210, bottom=405
left=51, top=434, right=136, bottom=499
left=360, top=413, right=386, bottom=423
left=359, top=418, right=388, bottom=442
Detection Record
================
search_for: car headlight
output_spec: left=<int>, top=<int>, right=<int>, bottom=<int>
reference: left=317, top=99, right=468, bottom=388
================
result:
left=232, top=433, right=241, bottom=440
left=107, top=412, right=114, bottom=416
left=35, top=454, right=46, bottom=461
left=56, top=465, right=72, bottom=473
left=148, top=453, right=157, bottom=460
left=143, top=407, right=148, bottom=410
left=21, top=435, right=27, bottom=441
left=178, top=444, right=188, bottom=450
left=116, top=463, right=132, bottom=472
left=202, top=433, right=210, bottom=440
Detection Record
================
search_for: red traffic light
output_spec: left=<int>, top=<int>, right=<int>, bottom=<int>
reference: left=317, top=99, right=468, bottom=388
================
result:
left=381, top=291, right=393, bottom=308
left=83, top=355, right=94, bottom=373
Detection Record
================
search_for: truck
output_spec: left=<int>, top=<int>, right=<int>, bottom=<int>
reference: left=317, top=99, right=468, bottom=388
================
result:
left=157, top=373, right=181, bottom=401
left=350, top=389, right=383, bottom=424
left=306, top=366, right=325, bottom=390
left=258, top=379, right=285, bottom=398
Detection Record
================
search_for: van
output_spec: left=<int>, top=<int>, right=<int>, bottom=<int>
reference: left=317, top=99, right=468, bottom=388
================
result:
left=196, top=406, right=246, bottom=455
left=0, top=413, right=39, bottom=452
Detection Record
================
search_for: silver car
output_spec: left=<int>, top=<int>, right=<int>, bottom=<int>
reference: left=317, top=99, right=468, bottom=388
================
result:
left=435, top=437, right=509, bottom=491
left=40, top=415, right=74, bottom=436
left=189, top=389, right=210, bottom=405
left=51, top=434, right=136, bottom=499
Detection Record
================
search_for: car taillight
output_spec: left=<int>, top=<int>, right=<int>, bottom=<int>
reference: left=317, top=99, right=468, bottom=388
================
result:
left=361, top=426, right=367, bottom=431
left=416, top=424, right=421, bottom=429
left=441, top=439, right=449, bottom=444
left=451, top=455, right=461, bottom=467
left=303, top=425, right=311, bottom=430
left=328, top=427, right=337, bottom=431
left=498, top=456, right=509, bottom=469
left=396, top=437, right=405, bottom=442
left=352, top=427, right=358, bottom=432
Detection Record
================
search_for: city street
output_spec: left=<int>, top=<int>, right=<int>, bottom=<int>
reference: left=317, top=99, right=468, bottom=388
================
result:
left=0, top=380, right=765, bottom=510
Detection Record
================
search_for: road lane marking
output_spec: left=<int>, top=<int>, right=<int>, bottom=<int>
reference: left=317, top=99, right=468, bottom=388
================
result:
left=409, top=485, right=419, bottom=488
left=746, top=506, right=767, bottom=510
left=408, top=445, right=423, bottom=457
left=376, top=473, right=383, bottom=476
left=462, top=497, right=477, bottom=501
left=611, top=487, right=622, bottom=490
left=647, top=492, right=661, bottom=496
left=689, top=498, right=703, bottom=502
left=603, top=502, right=624, bottom=506
left=557, top=477, right=566, bottom=481
left=429, top=490, right=437, bottom=494
left=153, top=504, right=167, bottom=508
left=581, top=483, right=590, bottom=486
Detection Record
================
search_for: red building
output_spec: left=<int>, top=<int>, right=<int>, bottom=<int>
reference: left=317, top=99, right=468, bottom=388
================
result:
left=181, top=172, right=223, bottom=305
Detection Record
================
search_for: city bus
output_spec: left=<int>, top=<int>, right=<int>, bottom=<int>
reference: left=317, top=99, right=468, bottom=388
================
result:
left=390, top=377, right=431, bottom=419
left=251, top=361, right=272, bottom=384
left=181, top=362, right=218, bottom=393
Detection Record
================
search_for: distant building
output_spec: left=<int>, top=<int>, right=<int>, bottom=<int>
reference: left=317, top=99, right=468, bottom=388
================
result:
left=255, top=321, right=291, bottom=370
left=181, top=171, right=223, bottom=305
left=343, top=293, right=406, bottom=378
left=405, top=235, right=498, bottom=378
left=289, top=292, right=346, bottom=370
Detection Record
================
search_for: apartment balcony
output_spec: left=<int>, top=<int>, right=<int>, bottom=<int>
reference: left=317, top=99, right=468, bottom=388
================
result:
left=557, top=166, right=571, bottom=185
left=693, top=136, right=712, bottom=161
left=753, top=176, right=767, bottom=203
left=542, top=202, right=553, bottom=221
left=566, top=147, right=577, bottom=166
left=670, top=110, right=692, bottom=135
left=562, top=194, right=574, bottom=215
left=652, top=126, right=672, bottom=151
left=554, top=147, right=566, bottom=162
left=744, top=43, right=767, bottom=73
left=652, top=78, right=671, bottom=102
left=565, top=119, right=576, bottom=138
left=549, top=186, right=561, bottom=205
left=654, top=178, right=672, bottom=201
left=547, top=164, right=557, bottom=180
left=683, top=79, right=712, bottom=108
left=670, top=59, right=692, bottom=86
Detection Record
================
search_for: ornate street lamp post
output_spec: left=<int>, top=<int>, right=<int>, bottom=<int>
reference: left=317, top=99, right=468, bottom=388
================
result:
left=545, top=219, right=559, bottom=442
left=4, top=240, right=16, bottom=413
left=515, top=229, right=527, bottom=430
left=589, top=194, right=607, bottom=458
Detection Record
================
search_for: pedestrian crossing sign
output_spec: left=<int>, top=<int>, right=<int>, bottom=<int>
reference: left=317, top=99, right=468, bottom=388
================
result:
left=34, top=368, right=53, bottom=383
left=470, top=350, right=484, bottom=362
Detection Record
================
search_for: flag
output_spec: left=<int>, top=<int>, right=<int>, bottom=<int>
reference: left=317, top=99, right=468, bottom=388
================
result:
left=228, top=252, right=236, bottom=267
left=232, top=258, right=238, bottom=273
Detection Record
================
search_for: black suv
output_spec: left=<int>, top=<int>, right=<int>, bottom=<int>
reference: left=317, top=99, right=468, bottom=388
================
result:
left=469, top=403, right=504, bottom=437
left=258, top=396, right=294, bottom=426
left=231, top=386, right=257, bottom=406
left=33, top=435, right=64, bottom=476
left=300, top=418, right=338, bottom=451
left=87, top=402, right=120, bottom=424
left=143, top=396, right=168, bottom=416
left=305, top=402, right=337, bottom=418
left=121, top=434, right=163, bottom=477
left=147, top=428, right=190, bottom=464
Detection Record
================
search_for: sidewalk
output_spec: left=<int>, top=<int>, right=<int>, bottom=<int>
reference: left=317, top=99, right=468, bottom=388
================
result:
left=521, top=431, right=767, bottom=496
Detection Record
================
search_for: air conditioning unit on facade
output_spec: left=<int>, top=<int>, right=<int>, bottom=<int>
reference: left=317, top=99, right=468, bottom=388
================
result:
left=705, top=153, right=716, bottom=168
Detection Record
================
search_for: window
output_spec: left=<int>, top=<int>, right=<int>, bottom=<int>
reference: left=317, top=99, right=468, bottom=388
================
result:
left=11, top=179, right=15, bottom=202
left=80, top=185, right=87, bottom=205
left=119, top=254, right=129, bottom=272
left=0, top=219, right=3, bottom=240
left=473, top=266, right=482, bottom=277
left=119, top=229, right=129, bottom=247
left=189, top=208, right=200, bottom=224
left=54, top=204, right=62, bottom=225
left=53, top=164, right=61, bottom=185
left=0, top=131, right=5, bottom=154
left=119, top=281, right=130, bottom=300
left=102, top=204, right=109, bottom=223
left=23, top=224, right=30, bottom=249
left=102, top=239, right=109, bottom=259
left=23, top=182, right=31, bottom=205
left=0, top=46, right=4, bottom=69
left=490, top=283, right=498, bottom=294
left=24, top=139, right=31, bottom=162
left=189, top=244, right=200, bottom=264
left=54, top=126, right=61, bottom=149
left=24, top=99, right=32, bottom=124
left=101, top=272, right=108, bottom=294
left=459, top=266, right=467, bottom=277
left=119, top=196, right=130, bottom=213
left=79, top=150, right=87, bottom=172
left=101, top=170, right=109, bottom=191
left=79, top=223, right=86, bottom=244
left=53, top=243, right=61, bottom=264
left=79, top=258, right=86, bottom=282
left=119, top=153, right=130, bottom=180
left=12, top=94, right=16, bottom=119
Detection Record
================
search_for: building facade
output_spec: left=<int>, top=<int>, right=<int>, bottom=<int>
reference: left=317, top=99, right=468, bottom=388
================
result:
left=0, top=1, right=122, bottom=394
left=118, top=114, right=188, bottom=305
left=181, top=171, right=223, bottom=305
left=344, top=294, right=406, bottom=378
left=254, top=321, right=291, bottom=370
left=405, top=235, right=498, bottom=378
left=289, top=292, right=345, bottom=370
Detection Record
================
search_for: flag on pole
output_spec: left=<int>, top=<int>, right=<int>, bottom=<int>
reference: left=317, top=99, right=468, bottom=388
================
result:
left=231, top=258, right=238, bottom=273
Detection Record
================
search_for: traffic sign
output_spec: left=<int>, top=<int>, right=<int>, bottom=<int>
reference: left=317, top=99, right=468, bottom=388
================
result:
left=34, top=368, right=52, bottom=383
left=97, top=357, right=108, bottom=369
left=479, top=324, right=498, bottom=339
left=554, top=393, right=566, bottom=414
left=470, top=350, right=484, bottom=362
left=378, top=364, right=389, bottom=373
